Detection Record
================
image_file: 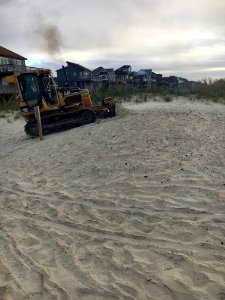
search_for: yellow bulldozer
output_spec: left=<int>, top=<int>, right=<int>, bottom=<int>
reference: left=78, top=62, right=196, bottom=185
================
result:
left=6, top=68, right=116, bottom=137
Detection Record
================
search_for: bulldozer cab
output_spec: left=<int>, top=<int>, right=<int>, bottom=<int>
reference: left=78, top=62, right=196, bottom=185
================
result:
left=17, top=71, right=59, bottom=110
left=38, top=72, right=59, bottom=106
left=18, top=73, right=42, bottom=108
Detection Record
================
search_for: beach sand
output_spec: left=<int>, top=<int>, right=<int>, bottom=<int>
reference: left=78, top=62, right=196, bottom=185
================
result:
left=0, top=99, right=225, bottom=299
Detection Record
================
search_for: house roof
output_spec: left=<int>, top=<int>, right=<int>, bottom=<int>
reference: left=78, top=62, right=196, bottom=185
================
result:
left=114, top=65, right=132, bottom=75
left=121, top=65, right=131, bottom=68
left=137, top=69, right=152, bottom=76
left=105, top=68, right=113, bottom=73
left=92, top=66, right=104, bottom=75
left=177, top=77, right=188, bottom=82
left=92, top=67, right=114, bottom=75
left=115, top=65, right=131, bottom=71
left=0, top=46, right=27, bottom=60
left=66, top=61, right=91, bottom=72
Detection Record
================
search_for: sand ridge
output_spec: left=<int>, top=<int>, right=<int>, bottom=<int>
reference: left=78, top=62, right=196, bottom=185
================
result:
left=0, top=99, right=225, bottom=299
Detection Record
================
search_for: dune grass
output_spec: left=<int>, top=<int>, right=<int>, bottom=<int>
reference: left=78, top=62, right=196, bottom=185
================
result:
left=0, top=100, right=19, bottom=119
left=0, top=100, right=18, bottom=112
left=91, top=79, right=225, bottom=105
left=1, top=79, right=225, bottom=113
left=158, top=79, right=225, bottom=102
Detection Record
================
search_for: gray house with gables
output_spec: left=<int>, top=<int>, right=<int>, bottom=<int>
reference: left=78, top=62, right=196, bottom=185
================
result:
left=151, top=72, right=162, bottom=87
left=133, top=69, right=152, bottom=88
left=92, top=66, right=115, bottom=89
left=114, top=65, right=132, bottom=85
left=56, top=61, right=92, bottom=89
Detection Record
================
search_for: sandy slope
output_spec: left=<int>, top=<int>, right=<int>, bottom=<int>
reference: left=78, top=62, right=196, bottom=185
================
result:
left=0, top=99, right=225, bottom=300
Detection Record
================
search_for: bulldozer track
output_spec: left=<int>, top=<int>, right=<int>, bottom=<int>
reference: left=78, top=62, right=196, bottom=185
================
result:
left=25, top=108, right=96, bottom=137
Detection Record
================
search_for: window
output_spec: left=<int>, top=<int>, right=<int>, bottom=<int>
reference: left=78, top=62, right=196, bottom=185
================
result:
left=80, top=71, right=89, bottom=77
left=19, top=73, right=41, bottom=107
left=0, top=57, right=8, bottom=65
left=73, top=72, right=76, bottom=76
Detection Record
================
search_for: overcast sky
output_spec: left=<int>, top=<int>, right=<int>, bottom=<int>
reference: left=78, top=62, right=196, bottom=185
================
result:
left=1, top=0, right=225, bottom=80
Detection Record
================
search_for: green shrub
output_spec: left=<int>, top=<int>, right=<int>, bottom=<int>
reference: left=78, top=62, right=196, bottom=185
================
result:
left=0, top=100, right=18, bottom=112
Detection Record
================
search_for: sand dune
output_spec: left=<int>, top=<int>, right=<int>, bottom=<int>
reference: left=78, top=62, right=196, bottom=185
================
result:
left=0, top=99, right=225, bottom=300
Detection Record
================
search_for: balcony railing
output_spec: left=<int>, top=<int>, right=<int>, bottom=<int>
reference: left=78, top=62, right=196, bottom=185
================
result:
left=0, top=64, right=27, bottom=73
left=0, top=64, right=42, bottom=74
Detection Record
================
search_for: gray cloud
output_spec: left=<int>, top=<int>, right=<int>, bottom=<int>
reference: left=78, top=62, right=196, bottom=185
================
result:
left=0, top=0, right=15, bottom=4
left=0, top=0, right=225, bottom=80
left=33, top=24, right=62, bottom=55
